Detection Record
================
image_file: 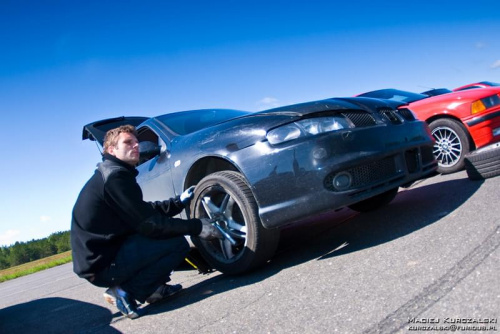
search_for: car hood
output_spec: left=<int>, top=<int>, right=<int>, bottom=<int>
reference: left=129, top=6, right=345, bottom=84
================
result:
left=172, top=96, right=407, bottom=153
left=255, top=96, right=405, bottom=116
left=82, top=97, right=404, bottom=149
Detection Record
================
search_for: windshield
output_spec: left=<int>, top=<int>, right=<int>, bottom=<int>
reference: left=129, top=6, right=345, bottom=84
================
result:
left=421, top=88, right=452, bottom=97
left=156, top=109, right=251, bottom=135
left=358, top=89, right=428, bottom=103
left=482, top=81, right=500, bottom=86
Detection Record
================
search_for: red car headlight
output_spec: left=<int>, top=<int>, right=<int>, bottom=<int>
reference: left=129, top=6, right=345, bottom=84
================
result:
left=471, top=93, right=500, bottom=114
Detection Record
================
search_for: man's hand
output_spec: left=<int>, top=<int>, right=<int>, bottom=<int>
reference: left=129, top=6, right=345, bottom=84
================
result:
left=198, top=218, right=223, bottom=240
left=180, top=186, right=196, bottom=204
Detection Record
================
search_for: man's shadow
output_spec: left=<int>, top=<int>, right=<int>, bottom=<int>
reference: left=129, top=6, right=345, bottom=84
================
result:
left=145, top=176, right=483, bottom=317
left=0, top=297, right=120, bottom=334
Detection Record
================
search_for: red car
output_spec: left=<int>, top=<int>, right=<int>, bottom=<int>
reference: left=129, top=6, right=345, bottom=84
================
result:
left=358, top=87, right=500, bottom=174
left=453, top=81, right=499, bottom=92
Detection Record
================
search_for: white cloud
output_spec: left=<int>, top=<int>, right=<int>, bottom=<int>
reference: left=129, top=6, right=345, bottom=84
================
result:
left=40, top=215, right=52, bottom=222
left=0, top=229, right=21, bottom=246
left=475, top=42, right=485, bottom=49
left=257, top=97, right=280, bottom=110
left=491, top=60, right=500, bottom=69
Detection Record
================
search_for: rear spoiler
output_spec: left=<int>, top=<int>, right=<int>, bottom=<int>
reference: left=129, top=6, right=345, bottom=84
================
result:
left=82, top=116, right=149, bottom=145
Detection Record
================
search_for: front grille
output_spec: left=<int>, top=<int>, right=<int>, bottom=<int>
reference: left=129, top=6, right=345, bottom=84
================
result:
left=341, top=111, right=376, bottom=127
left=324, top=156, right=398, bottom=191
left=378, top=108, right=403, bottom=125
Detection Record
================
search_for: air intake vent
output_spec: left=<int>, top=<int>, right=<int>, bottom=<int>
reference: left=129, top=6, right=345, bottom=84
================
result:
left=324, top=156, right=398, bottom=191
left=341, top=111, right=376, bottom=127
left=396, top=108, right=416, bottom=121
left=378, top=108, right=403, bottom=124
left=420, top=145, right=435, bottom=164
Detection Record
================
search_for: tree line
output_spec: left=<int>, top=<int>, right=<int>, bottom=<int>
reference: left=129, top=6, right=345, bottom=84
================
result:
left=0, top=231, right=71, bottom=270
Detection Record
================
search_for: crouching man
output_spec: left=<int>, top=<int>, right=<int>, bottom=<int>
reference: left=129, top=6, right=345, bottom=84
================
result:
left=71, top=125, right=220, bottom=319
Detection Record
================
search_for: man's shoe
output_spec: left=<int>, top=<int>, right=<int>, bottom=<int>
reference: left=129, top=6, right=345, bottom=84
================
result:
left=146, top=284, right=182, bottom=304
left=103, top=286, right=140, bottom=319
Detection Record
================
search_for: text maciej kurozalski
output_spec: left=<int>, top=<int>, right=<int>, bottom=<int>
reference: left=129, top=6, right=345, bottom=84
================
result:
left=408, top=317, right=498, bottom=324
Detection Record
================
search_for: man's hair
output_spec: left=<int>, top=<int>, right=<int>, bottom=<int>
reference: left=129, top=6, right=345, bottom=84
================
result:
left=103, top=125, right=138, bottom=154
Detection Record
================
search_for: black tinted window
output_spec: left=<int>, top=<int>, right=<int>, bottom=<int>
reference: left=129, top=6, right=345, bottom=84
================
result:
left=156, top=109, right=250, bottom=135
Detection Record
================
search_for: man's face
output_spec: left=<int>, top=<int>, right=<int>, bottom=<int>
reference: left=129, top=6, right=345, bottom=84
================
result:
left=108, top=132, right=140, bottom=166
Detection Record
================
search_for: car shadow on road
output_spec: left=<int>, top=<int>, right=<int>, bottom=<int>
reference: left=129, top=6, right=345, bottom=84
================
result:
left=0, top=297, right=119, bottom=334
left=278, top=175, right=483, bottom=263
left=143, top=175, right=483, bottom=318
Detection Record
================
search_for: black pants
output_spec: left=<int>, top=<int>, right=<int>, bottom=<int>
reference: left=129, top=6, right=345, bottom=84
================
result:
left=93, top=234, right=190, bottom=303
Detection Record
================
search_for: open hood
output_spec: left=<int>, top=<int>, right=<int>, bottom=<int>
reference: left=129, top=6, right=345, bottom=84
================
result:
left=82, top=116, right=149, bottom=145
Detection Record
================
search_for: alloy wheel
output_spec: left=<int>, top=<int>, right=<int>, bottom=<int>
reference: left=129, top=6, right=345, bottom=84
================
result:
left=199, top=187, right=248, bottom=261
left=431, top=126, right=462, bottom=167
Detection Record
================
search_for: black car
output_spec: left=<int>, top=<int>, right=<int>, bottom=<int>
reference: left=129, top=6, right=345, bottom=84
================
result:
left=83, top=96, right=437, bottom=274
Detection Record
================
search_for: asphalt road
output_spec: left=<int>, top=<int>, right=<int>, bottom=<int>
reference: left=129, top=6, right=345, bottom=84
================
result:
left=1, top=170, right=499, bottom=334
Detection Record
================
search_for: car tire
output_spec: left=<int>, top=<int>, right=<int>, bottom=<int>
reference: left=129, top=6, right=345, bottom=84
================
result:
left=190, top=171, right=280, bottom=275
left=464, top=143, right=500, bottom=180
left=348, top=187, right=398, bottom=213
left=429, top=118, right=471, bottom=174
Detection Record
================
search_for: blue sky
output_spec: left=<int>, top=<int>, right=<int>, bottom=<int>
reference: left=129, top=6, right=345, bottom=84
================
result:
left=1, top=1, right=499, bottom=246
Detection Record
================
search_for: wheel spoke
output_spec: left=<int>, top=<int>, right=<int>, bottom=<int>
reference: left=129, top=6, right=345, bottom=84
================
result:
left=216, top=195, right=246, bottom=238
left=222, top=195, right=235, bottom=219
left=434, top=130, right=444, bottom=140
left=450, top=148, right=461, bottom=157
left=220, top=239, right=234, bottom=259
left=433, top=146, right=442, bottom=156
left=444, top=131, right=453, bottom=141
left=201, top=191, right=246, bottom=254
left=219, top=194, right=230, bottom=213
left=227, top=218, right=247, bottom=237
left=201, top=196, right=219, bottom=218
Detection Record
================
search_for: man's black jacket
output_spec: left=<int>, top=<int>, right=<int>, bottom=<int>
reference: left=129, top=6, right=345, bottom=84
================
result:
left=71, top=154, right=202, bottom=279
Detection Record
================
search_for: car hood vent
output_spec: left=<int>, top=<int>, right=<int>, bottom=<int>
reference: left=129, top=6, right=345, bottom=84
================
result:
left=378, top=107, right=403, bottom=125
left=341, top=111, right=376, bottom=127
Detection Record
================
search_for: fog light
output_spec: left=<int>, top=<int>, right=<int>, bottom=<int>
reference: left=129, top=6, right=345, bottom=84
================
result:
left=313, top=147, right=327, bottom=159
left=333, top=172, right=352, bottom=191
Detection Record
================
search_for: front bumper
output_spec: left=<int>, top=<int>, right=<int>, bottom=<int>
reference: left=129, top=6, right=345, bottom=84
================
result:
left=232, top=121, right=437, bottom=229
left=465, top=109, right=500, bottom=149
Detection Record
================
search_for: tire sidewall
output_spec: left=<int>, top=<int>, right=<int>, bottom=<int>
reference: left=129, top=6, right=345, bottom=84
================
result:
left=464, top=143, right=500, bottom=180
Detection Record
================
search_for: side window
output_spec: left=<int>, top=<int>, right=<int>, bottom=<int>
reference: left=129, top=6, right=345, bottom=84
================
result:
left=137, top=127, right=159, bottom=145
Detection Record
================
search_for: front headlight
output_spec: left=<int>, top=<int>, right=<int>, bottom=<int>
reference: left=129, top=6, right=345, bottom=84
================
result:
left=266, top=116, right=353, bottom=145
left=471, top=93, right=500, bottom=114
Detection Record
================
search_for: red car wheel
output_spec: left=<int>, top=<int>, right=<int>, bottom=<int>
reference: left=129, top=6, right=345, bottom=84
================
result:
left=429, top=119, right=471, bottom=174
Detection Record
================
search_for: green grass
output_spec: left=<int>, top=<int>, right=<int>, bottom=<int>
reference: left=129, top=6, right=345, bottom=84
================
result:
left=0, top=251, right=72, bottom=283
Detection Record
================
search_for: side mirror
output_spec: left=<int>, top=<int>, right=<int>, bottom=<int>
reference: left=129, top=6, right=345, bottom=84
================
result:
left=139, top=141, right=161, bottom=163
